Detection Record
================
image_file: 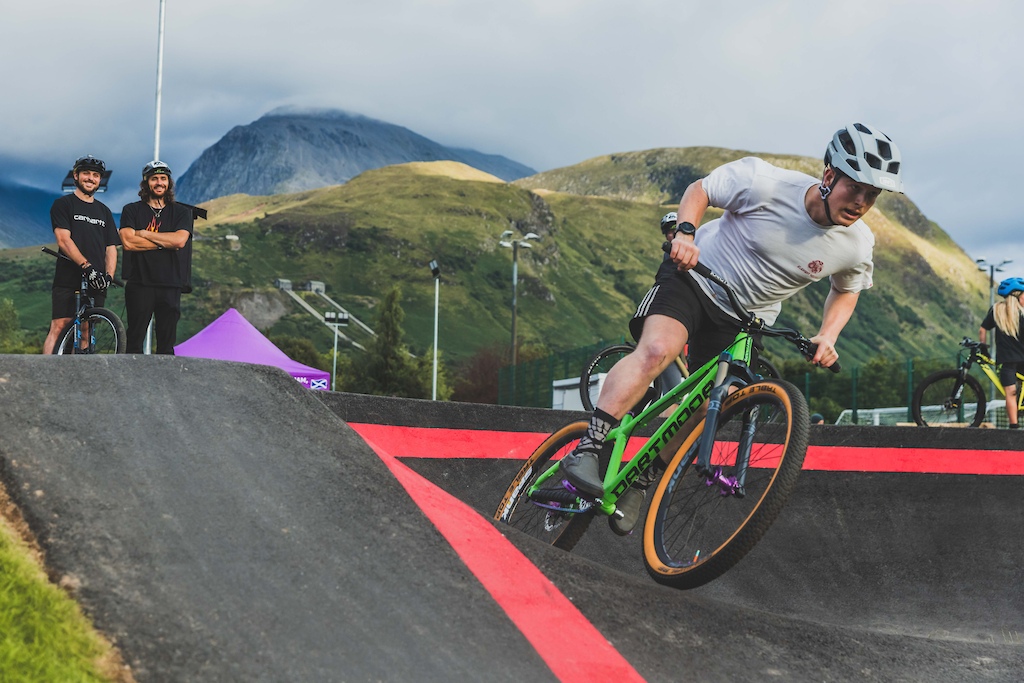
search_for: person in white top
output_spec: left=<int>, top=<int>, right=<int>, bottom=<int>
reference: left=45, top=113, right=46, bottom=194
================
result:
left=562, top=123, right=905, bottom=534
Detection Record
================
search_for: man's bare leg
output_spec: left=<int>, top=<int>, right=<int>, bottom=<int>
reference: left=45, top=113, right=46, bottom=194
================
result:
left=560, top=315, right=689, bottom=497
left=42, top=317, right=71, bottom=354
left=595, top=316, right=689, bottom=420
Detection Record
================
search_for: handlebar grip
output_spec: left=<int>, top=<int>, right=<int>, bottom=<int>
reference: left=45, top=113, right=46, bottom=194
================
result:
left=43, top=247, right=124, bottom=288
left=660, top=242, right=714, bottom=279
left=806, top=343, right=842, bottom=373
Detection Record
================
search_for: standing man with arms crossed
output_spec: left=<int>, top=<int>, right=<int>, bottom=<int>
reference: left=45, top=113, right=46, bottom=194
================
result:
left=119, top=161, right=193, bottom=355
left=43, top=155, right=120, bottom=354
left=561, top=123, right=905, bottom=535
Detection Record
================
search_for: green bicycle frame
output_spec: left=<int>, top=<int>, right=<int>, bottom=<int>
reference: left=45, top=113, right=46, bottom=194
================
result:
left=527, top=331, right=756, bottom=516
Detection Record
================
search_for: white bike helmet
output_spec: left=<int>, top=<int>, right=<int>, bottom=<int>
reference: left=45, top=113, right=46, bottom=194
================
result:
left=824, top=123, right=903, bottom=193
left=660, top=211, right=678, bottom=235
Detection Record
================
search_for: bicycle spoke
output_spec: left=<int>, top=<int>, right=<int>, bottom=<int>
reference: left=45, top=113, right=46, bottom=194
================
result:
left=644, top=380, right=807, bottom=589
left=494, top=422, right=594, bottom=550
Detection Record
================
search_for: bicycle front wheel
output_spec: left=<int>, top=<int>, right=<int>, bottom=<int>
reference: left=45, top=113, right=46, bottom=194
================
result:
left=53, top=307, right=126, bottom=355
left=643, top=379, right=808, bottom=589
left=493, top=421, right=594, bottom=551
left=579, top=343, right=664, bottom=414
left=911, top=369, right=986, bottom=427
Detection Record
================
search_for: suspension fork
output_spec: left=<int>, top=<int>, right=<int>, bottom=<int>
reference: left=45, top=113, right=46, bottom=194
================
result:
left=694, top=357, right=732, bottom=475
left=694, top=357, right=754, bottom=497
left=73, top=287, right=85, bottom=351
left=731, top=404, right=758, bottom=493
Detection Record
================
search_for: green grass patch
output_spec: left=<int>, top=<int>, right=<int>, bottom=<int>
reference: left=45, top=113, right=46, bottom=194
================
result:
left=0, top=509, right=124, bottom=682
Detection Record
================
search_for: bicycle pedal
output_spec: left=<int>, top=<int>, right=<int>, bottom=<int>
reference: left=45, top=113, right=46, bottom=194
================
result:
left=561, top=479, right=601, bottom=504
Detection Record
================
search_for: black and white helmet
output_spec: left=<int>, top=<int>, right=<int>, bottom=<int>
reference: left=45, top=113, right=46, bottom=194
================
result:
left=142, top=160, right=172, bottom=178
left=824, top=123, right=903, bottom=193
left=659, top=211, right=678, bottom=235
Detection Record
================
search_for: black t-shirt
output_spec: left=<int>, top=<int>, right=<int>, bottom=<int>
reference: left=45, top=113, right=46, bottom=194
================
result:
left=981, top=306, right=1024, bottom=363
left=119, top=201, right=194, bottom=289
left=50, top=194, right=121, bottom=288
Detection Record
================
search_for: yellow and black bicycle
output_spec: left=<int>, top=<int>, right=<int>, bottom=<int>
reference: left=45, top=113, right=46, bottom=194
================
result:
left=911, top=338, right=1023, bottom=427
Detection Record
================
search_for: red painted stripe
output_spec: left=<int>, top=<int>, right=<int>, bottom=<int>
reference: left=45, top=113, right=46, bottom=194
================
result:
left=802, top=445, right=1023, bottom=475
left=354, top=429, right=645, bottom=683
left=349, top=423, right=1024, bottom=475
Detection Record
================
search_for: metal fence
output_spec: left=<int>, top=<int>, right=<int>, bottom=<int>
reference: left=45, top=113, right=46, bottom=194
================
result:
left=499, top=343, right=1011, bottom=426
left=497, top=338, right=626, bottom=408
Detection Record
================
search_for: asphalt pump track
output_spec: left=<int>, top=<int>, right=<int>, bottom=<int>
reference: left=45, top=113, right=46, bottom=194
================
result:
left=0, top=355, right=1021, bottom=682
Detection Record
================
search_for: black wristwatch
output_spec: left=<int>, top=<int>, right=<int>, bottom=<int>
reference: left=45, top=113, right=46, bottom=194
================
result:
left=675, top=221, right=696, bottom=238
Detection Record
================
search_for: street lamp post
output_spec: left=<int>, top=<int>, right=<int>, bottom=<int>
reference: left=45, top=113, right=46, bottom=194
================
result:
left=976, top=257, right=1013, bottom=309
left=145, top=0, right=168, bottom=355
left=324, top=310, right=350, bottom=391
left=429, top=260, right=441, bottom=400
left=499, top=229, right=541, bottom=404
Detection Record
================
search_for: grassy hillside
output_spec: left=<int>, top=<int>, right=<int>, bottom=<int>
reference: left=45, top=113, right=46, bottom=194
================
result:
left=0, top=154, right=989, bottom=370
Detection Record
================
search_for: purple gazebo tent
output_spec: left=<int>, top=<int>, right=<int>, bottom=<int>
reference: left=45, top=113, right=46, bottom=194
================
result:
left=175, top=308, right=331, bottom=391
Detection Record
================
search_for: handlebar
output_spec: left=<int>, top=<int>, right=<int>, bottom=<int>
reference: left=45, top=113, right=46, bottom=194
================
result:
left=42, top=247, right=125, bottom=288
left=662, top=242, right=840, bottom=373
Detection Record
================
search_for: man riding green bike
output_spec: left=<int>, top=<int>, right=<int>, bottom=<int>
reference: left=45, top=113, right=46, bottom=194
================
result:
left=561, top=124, right=906, bottom=534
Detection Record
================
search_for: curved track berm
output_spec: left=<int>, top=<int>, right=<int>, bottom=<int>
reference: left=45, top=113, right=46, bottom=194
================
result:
left=0, top=357, right=1021, bottom=682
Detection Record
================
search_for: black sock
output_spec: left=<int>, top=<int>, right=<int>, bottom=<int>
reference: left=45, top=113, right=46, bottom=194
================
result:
left=578, top=408, right=618, bottom=450
left=575, top=408, right=619, bottom=477
left=1010, top=423, right=1019, bottom=429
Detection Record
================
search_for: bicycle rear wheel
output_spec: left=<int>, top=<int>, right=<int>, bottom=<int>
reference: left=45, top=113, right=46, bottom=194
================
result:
left=53, top=307, right=126, bottom=355
left=911, top=369, right=986, bottom=427
left=643, top=379, right=808, bottom=589
left=493, top=421, right=594, bottom=550
left=753, top=355, right=780, bottom=380
left=579, top=343, right=664, bottom=414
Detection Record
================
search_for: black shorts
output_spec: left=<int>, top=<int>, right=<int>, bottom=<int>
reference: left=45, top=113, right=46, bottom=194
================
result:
left=999, top=362, right=1023, bottom=387
left=51, top=286, right=106, bottom=320
left=629, top=268, right=742, bottom=369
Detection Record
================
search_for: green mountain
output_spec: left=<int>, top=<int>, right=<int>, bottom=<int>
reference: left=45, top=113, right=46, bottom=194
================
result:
left=0, top=151, right=989, bottom=372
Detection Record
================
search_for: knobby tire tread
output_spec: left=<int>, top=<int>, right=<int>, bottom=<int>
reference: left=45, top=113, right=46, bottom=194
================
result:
left=494, top=421, right=594, bottom=551
left=643, top=379, right=808, bottom=589
left=53, top=307, right=127, bottom=355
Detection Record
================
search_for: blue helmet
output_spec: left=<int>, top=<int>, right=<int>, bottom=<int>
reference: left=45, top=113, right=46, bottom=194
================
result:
left=997, top=277, right=1024, bottom=297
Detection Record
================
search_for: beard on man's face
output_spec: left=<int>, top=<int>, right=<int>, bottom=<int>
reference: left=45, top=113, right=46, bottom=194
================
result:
left=74, top=177, right=97, bottom=197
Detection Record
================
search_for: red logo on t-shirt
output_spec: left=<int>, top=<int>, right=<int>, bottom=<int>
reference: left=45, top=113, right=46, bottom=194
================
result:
left=807, top=260, right=823, bottom=275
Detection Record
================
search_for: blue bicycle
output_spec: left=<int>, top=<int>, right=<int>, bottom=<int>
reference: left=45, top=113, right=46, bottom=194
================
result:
left=44, top=247, right=126, bottom=355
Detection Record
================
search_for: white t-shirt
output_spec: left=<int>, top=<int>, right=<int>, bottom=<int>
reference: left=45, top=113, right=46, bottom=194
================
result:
left=691, top=156, right=874, bottom=324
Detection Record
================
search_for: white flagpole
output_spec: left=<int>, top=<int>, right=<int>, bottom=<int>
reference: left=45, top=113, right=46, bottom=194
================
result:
left=145, top=0, right=167, bottom=354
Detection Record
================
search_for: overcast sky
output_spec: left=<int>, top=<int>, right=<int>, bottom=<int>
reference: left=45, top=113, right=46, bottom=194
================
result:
left=3, top=0, right=1021, bottom=281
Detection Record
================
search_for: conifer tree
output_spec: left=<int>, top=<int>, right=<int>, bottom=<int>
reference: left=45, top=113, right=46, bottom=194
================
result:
left=342, top=286, right=451, bottom=399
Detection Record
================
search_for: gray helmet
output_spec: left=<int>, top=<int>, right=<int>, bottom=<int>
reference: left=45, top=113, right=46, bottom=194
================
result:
left=824, top=123, right=903, bottom=193
left=143, top=160, right=172, bottom=178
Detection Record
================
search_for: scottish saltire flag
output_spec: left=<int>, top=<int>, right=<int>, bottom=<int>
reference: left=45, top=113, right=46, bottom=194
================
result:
left=309, top=378, right=329, bottom=391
